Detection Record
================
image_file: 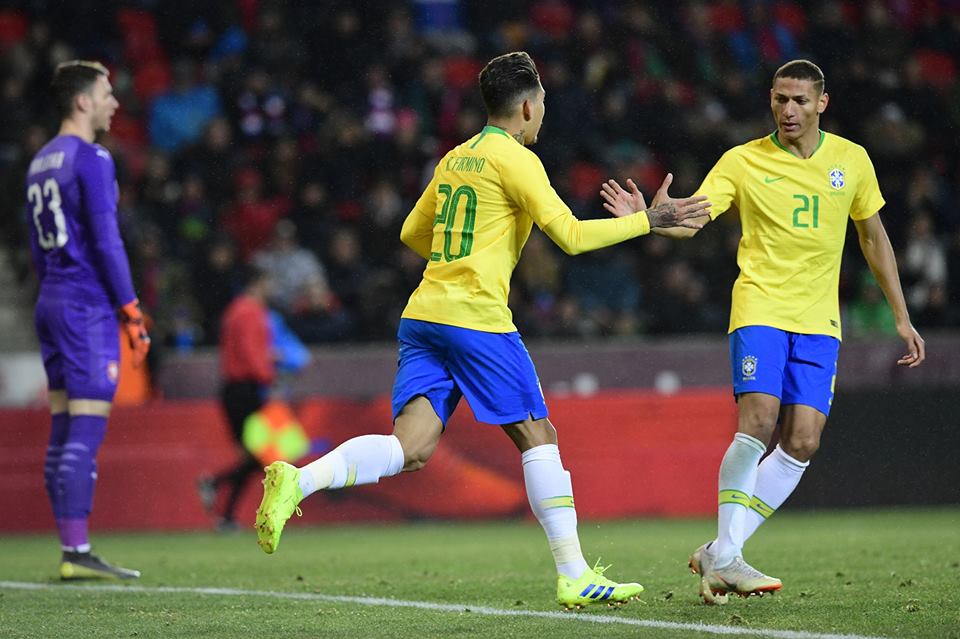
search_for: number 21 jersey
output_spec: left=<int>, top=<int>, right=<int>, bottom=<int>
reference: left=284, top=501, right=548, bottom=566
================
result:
left=696, top=131, right=885, bottom=339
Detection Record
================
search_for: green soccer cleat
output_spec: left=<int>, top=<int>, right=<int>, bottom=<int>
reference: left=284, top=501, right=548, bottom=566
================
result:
left=556, top=560, right=644, bottom=610
left=255, top=461, right=304, bottom=554
left=701, top=556, right=781, bottom=604
left=59, top=551, right=140, bottom=580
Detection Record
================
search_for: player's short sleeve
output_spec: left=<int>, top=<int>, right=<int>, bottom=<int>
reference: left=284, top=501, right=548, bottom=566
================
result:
left=410, top=164, right=440, bottom=222
left=850, top=146, right=885, bottom=221
left=500, top=148, right=570, bottom=229
left=694, top=148, right=743, bottom=220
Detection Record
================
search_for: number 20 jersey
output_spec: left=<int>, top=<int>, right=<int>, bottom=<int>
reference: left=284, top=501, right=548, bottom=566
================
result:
left=696, top=131, right=885, bottom=339
left=401, top=126, right=571, bottom=333
left=26, top=135, right=135, bottom=308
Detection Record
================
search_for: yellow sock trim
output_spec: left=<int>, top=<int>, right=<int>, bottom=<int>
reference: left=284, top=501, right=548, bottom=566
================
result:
left=718, top=489, right=750, bottom=508
left=749, top=496, right=775, bottom=519
left=541, top=495, right=575, bottom=510
left=345, top=464, right=358, bottom=488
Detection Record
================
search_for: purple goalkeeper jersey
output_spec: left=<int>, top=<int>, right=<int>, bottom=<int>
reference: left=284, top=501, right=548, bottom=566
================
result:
left=26, top=134, right=135, bottom=308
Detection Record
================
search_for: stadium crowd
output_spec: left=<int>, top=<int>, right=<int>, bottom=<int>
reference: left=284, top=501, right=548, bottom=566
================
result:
left=1, top=0, right=958, bottom=349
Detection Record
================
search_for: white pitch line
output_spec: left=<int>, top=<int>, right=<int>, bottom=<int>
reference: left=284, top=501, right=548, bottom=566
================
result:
left=0, top=581, right=890, bottom=639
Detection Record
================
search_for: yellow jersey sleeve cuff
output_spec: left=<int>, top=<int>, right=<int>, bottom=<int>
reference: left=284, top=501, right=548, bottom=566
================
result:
left=636, top=209, right=651, bottom=236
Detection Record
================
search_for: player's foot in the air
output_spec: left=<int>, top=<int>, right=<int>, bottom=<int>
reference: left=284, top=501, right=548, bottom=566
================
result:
left=688, top=541, right=726, bottom=603
left=255, top=461, right=303, bottom=554
left=556, top=559, right=644, bottom=610
left=59, top=551, right=141, bottom=580
left=701, top=556, right=781, bottom=604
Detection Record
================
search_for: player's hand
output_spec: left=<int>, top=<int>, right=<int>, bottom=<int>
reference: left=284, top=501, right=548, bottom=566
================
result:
left=119, top=298, right=151, bottom=368
left=895, top=322, right=925, bottom=368
left=644, top=173, right=711, bottom=229
left=601, top=178, right=646, bottom=218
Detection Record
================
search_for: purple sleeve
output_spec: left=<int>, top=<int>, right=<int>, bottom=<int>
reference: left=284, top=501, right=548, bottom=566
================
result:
left=77, top=145, right=137, bottom=307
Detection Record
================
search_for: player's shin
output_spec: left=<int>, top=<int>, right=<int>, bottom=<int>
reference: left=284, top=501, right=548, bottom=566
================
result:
left=44, top=412, right=70, bottom=519
left=522, top=444, right=588, bottom=579
left=298, top=434, right=405, bottom=497
left=742, top=444, right=809, bottom=541
left=715, top=433, right=766, bottom=568
left=57, top=414, right=107, bottom=552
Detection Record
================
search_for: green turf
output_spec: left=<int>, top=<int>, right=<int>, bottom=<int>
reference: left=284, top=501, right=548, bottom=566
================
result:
left=2, top=508, right=958, bottom=639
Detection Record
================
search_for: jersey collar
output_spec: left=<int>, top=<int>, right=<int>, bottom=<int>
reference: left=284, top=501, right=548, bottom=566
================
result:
left=770, top=129, right=826, bottom=159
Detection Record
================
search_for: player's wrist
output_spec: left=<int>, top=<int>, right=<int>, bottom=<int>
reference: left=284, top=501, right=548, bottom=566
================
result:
left=120, top=298, right=144, bottom=324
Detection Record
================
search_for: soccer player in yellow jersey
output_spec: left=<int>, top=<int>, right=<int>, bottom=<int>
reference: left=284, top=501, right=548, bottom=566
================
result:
left=602, top=60, right=925, bottom=604
left=254, top=51, right=710, bottom=608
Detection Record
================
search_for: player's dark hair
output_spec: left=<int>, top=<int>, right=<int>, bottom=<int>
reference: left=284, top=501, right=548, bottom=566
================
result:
left=51, top=60, right=109, bottom=119
left=773, top=59, right=825, bottom=95
left=478, top=52, right=541, bottom=118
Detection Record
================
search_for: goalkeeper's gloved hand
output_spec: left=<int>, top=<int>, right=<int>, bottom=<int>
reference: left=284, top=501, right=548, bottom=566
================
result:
left=119, top=298, right=151, bottom=368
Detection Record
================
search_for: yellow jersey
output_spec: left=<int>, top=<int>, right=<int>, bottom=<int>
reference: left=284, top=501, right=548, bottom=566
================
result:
left=400, top=125, right=651, bottom=332
left=696, top=131, right=885, bottom=339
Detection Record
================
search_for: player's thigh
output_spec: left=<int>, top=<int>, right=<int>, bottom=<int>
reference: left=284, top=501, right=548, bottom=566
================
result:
left=37, top=298, right=119, bottom=402
left=446, top=328, right=548, bottom=426
left=782, top=333, right=839, bottom=418
left=391, top=319, right=462, bottom=428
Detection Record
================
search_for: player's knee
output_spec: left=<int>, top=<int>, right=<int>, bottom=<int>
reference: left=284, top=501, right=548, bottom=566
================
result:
left=781, top=434, right=819, bottom=462
left=739, top=411, right=778, bottom=441
left=402, top=446, right=433, bottom=472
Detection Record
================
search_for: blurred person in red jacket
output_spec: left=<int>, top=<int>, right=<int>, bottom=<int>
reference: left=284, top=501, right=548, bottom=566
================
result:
left=197, top=265, right=275, bottom=530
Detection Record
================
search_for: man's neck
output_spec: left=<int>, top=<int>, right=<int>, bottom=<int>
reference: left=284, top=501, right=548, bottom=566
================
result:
left=778, top=128, right=822, bottom=159
left=486, top=118, right=526, bottom=146
left=58, top=118, right=96, bottom=143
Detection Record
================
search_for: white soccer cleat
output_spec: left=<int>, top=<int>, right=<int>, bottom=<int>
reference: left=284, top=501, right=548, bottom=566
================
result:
left=701, top=556, right=781, bottom=604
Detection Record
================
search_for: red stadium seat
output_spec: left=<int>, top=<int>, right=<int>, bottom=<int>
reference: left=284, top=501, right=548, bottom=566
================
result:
left=0, top=9, right=27, bottom=51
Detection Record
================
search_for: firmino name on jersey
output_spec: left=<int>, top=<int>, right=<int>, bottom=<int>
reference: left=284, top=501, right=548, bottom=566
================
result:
left=29, top=151, right=65, bottom=175
left=446, top=156, right=486, bottom=173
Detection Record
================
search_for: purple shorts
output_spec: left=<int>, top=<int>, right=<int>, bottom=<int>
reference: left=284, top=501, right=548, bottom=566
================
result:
left=35, top=295, right=120, bottom=401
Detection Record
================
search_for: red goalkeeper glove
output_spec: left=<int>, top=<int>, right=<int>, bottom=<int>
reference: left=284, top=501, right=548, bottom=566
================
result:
left=119, top=299, right=151, bottom=368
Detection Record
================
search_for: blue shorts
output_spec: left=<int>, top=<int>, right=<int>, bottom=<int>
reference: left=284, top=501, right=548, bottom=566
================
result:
left=35, top=296, right=120, bottom=402
left=391, top=319, right=549, bottom=426
left=729, top=326, right=839, bottom=417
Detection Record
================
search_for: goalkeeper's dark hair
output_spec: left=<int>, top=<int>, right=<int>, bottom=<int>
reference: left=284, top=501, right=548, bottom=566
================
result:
left=773, top=59, right=825, bottom=95
left=51, top=60, right=109, bottom=119
left=479, top=51, right=541, bottom=118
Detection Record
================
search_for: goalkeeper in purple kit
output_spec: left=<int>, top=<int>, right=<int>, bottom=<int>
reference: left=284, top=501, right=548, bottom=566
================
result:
left=27, top=61, right=150, bottom=579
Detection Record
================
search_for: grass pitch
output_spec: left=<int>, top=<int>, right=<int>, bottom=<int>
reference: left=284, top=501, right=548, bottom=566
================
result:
left=1, top=508, right=958, bottom=639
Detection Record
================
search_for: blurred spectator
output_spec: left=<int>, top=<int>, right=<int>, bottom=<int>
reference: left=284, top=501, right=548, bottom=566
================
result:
left=252, top=219, right=328, bottom=315
left=221, top=167, right=291, bottom=260
left=902, top=211, right=947, bottom=314
left=846, top=271, right=898, bottom=338
left=148, top=58, right=222, bottom=152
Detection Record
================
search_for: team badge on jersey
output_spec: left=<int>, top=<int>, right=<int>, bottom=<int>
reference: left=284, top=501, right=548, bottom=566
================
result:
left=741, top=355, right=758, bottom=381
left=828, top=166, right=846, bottom=190
left=107, top=360, right=119, bottom=383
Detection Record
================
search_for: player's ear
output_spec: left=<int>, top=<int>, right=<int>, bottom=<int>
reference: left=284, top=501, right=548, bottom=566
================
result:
left=74, top=91, right=92, bottom=114
left=817, top=91, right=829, bottom=114
left=521, top=98, right=532, bottom=123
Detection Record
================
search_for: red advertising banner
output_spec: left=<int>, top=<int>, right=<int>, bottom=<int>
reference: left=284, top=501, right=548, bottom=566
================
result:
left=0, top=389, right=735, bottom=532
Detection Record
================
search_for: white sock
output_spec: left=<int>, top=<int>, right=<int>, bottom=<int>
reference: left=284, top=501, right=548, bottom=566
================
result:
left=742, top=444, right=809, bottom=541
left=298, top=435, right=405, bottom=497
left=715, top=433, right=767, bottom=568
left=522, top=444, right=589, bottom=580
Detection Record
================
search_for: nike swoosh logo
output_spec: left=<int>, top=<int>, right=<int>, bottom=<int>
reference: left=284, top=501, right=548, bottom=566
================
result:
left=764, top=176, right=785, bottom=184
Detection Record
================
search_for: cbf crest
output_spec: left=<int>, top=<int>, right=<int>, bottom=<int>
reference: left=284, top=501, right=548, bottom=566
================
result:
left=828, top=165, right=845, bottom=190
left=741, top=355, right=758, bottom=381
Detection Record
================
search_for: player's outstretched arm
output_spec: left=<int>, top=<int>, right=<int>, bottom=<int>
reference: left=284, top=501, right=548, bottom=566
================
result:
left=854, top=213, right=925, bottom=368
left=601, top=173, right=711, bottom=238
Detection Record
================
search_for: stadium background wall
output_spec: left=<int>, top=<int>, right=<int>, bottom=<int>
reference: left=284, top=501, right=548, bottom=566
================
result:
left=2, top=386, right=957, bottom=533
